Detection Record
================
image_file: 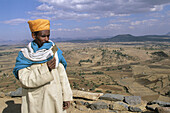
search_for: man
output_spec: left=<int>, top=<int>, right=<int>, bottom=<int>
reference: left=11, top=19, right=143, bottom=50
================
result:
left=13, top=19, right=73, bottom=113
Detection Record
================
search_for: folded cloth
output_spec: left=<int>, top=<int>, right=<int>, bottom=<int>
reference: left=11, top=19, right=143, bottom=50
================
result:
left=13, top=40, right=67, bottom=79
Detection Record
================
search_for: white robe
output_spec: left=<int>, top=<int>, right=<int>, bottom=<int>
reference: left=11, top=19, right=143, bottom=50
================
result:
left=18, top=63, right=73, bottom=113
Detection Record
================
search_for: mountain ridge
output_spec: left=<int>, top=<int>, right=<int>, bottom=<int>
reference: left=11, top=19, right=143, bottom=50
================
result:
left=1, top=33, right=170, bottom=45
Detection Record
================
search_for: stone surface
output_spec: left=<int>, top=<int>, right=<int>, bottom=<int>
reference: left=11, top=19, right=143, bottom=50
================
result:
left=75, top=105, right=89, bottom=111
left=128, top=106, right=142, bottom=112
left=149, top=100, right=170, bottom=107
left=155, top=107, right=170, bottom=113
left=113, top=102, right=129, bottom=111
left=73, top=90, right=103, bottom=101
left=88, top=102, right=108, bottom=110
left=0, top=92, right=5, bottom=98
left=84, top=102, right=90, bottom=106
left=146, top=104, right=160, bottom=111
left=109, top=104, right=114, bottom=110
left=74, top=100, right=85, bottom=105
left=99, top=93, right=124, bottom=101
left=10, top=88, right=22, bottom=97
left=124, top=96, right=141, bottom=105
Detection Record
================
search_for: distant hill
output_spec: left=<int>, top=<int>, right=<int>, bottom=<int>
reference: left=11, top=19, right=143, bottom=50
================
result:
left=166, top=32, right=170, bottom=36
left=99, top=34, right=170, bottom=42
left=67, top=34, right=170, bottom=43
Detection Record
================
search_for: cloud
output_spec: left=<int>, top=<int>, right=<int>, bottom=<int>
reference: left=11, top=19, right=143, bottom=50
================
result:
left=54, top=28, right=81, bottom=32
left=105, top=24, right=122, bottom=30
left=88, top=26, right=102, bottom=30
left=31, top=0, right=170, bottom=20
left=130, top=19, right=158, bottom=26
left=1, top=18, right=28, bottom=25
left=36, top=4, right=54, bottom=11
left=110, top=19, right=130, bottom=23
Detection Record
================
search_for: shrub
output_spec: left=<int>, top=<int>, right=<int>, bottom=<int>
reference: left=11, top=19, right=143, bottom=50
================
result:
left=105, top=90, right=112, bottom=93
left=92, top=71, right=104, bottom=74
left=117, top=66, right=122, bottom=70
left=79, top=59, right=92, bottom=63
left=95, top=90, right=102, bottom=93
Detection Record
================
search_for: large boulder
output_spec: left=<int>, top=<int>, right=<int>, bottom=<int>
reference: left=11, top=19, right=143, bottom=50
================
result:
left=112, top=101, right=129, bottom=111
left=87, top=102, right=108, bottom=110
left=72, top=90, right=103, bottom=100
left=128, top=106, right=142, bottom=112
left=124, top=96, right=141, bottom=105
left=99, top=93, right=124, bottom=101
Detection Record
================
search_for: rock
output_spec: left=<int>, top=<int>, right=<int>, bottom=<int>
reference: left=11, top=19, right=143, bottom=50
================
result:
left=84, top=102, right=90, bottom=106
left=109, top=104, right=114, bottom=110
left=113, top=101, right=129, bottom=111
left=0, top=92, right=5, bottom=98
left=99, top=93, right=124, bottom=101
left=72, top=90, right=103, bottom=100
left=155, top=107, right=170, bottom=113
left=75, top=105, right=89, bottom=111
left=128, top=106, right=142, bottom=112
left=148, top=100, right=170, bottom=107
left=74, top=100, right=90, bottom=106
left=74, top=100, right=85, bottom=105
left=146, top=104, right=160, bottom=111
left=10, top=88, right=22, bottom=97
left=124, top=96, right=141, bottom=105
left=88, top=102, right=108, bottom=110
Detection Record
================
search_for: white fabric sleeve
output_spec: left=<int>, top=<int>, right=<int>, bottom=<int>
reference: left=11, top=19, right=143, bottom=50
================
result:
left=18, top=63, right=54, bottom=88
left=57, top=63, right=73, bottom=101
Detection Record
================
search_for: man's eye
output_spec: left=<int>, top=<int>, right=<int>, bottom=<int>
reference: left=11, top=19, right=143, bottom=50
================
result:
left=41, top=35, right=50, bottom=37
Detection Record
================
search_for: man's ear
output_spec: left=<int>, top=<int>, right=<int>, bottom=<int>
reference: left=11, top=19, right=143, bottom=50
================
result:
left=32, top=33, right=36, bottom=40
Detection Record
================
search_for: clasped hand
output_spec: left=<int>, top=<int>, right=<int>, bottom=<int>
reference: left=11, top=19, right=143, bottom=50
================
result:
left=47, top=57, right=56, bottom=71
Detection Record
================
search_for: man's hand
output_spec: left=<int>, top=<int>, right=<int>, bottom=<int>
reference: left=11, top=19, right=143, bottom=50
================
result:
left=47, top=57, right=56, bottom=71
left=63, top=101, right=70, bottom=110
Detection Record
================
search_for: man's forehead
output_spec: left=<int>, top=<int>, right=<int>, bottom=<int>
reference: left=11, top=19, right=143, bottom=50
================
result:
left=38, top=30, right=50, bottom=35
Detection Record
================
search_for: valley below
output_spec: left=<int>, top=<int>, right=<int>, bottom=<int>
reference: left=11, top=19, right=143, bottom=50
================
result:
left=0, top=41, right=170, bottom=113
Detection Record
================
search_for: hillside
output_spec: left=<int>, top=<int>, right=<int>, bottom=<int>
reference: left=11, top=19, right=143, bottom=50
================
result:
left=0, top=42, right=170, bottom=112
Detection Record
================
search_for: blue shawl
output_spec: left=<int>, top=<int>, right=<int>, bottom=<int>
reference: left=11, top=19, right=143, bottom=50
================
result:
left=13, top=41, right=67, bottom=79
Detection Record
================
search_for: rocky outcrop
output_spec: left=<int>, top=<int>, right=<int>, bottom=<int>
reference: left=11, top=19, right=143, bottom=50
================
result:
left=124, top=96, right=141, bottom=105
left=87, top=102, right=108, bottom=110
left=99, top=93, right=124, bottom=101
left=71, top=91, right=170, bottom=113
left=72, top=90, right=103, bottom=100
left=6, top=88, right=170, bottom=113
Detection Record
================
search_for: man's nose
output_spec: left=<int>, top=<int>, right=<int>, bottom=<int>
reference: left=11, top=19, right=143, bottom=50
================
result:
left=45, top=36, right=49, bottom=41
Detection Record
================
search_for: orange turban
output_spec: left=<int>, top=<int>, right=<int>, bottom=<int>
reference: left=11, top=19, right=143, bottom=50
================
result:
left=28, top=19, right=50, bottom=32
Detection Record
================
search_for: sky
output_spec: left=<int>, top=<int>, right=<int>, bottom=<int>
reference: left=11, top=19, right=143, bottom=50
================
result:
left=0, top=0, right=170, bottom=41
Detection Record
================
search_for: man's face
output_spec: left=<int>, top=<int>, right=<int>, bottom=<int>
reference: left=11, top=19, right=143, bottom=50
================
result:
left=34, top=30, right=50, bottom=47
